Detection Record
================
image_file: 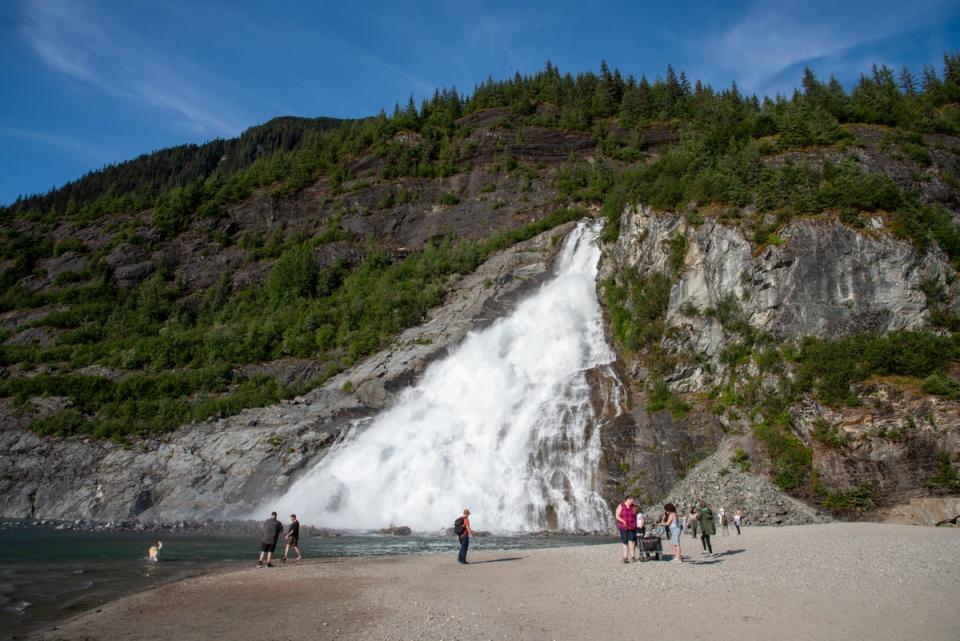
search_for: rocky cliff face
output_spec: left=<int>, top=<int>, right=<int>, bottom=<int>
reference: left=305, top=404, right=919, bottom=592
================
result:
left=0, top=224, right=574, bottom=523
left=599, top=205, right=960, bottom=517
left=6, top=203, right=959, bottom=525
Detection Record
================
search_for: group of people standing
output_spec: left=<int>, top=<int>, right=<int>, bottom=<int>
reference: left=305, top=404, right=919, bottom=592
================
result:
left=615, top=495, right=743, bottom=563
left=257, top=512, right=302, bottom=567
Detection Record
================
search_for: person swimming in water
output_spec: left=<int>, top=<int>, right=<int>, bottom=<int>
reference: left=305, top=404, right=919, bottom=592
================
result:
left=147, top=540, right=162, bottom=562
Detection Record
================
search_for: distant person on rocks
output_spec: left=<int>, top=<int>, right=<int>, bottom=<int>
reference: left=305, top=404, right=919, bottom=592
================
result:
left=615, top=495, right=637, bottom=563
left=257, top=511, right=284, bottom=568
left=282, top=514, right=302, bottom=563
left=719, top=508, right=730, bottom=536
left=733, top=509, right=742, bottom=535
left=455, top=509, right=472, bottom=564
left=698, top=503, right=716, bottom=557
left=658, top=503, right=682, bottom=562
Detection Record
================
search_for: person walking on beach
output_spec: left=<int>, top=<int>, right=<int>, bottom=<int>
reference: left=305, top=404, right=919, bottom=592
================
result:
left=281, top=514, right=302, bottom=563
left=257, top=511, right=284, bottom=568
left=615, top=495, right=638, bottom=563
left=733, top=509, right=743, bottom=535
left=658, top=503, right=682, bottom=562
left=719, top=508, right=730, bottom=536
left=699, top=503, right=716, bottom=557
left=688, top=506, right=699, bottom=540
left=455, top=509, right=472, bottom=564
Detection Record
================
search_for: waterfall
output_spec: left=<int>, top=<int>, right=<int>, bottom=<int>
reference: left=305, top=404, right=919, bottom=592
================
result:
left=267, top=221, right=620, bottom=532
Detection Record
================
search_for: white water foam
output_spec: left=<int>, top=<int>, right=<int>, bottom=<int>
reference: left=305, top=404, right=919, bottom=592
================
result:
left=265, top=221, right=619, bottom=532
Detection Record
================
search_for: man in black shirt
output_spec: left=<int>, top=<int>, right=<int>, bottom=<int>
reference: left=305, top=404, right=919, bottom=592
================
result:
left=256, top=511, right=284, bottom=568
left=281, top=514, right=302, bottom=563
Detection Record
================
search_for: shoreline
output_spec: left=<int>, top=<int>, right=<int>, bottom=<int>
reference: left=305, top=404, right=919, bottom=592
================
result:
left=29, top=522, right=960, bottom=641
left=0, top=527, right=609, bottom=640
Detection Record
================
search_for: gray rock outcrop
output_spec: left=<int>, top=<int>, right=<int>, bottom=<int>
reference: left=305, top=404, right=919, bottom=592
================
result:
left=600, top=205, right=960, bottom=517
left=613, top=206, right=950, bottom=374
left=642, top=438, right=831, bottom=527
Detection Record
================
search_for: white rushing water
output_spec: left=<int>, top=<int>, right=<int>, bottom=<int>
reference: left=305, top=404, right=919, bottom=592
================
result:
left=269, top=221, right=619, bottom=532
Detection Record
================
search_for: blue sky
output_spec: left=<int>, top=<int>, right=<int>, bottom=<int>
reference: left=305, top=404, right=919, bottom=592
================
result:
left=2, top=0, right=959, bottom=206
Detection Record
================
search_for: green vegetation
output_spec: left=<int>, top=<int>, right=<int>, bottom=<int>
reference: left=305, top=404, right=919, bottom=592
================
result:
left=927, top=449, right=960, bottom=491
left=730, top=447, right=751, bottom=472
left=439, top=191, right=460, bottom=205
left=752, top=416, right=813, bottom=492
left=811, top=418, right=850, bottom=449
left=791, top=331, right=957, bottom=405
left=646, top=379, right=691, bottom=418
left=0, top=208, right=584, bottom=439
left=603, top=269, right=670, bottom=353
left=819, top=484, right=876, bottom=512
left=921, top=373, right=960, bottom=399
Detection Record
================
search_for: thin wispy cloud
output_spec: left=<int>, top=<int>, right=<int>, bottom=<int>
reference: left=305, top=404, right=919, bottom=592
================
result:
left=20, top=0, right=252, bottom=136
left=702, top=0, right=960, bottom=95
left=0, top=126, right=109, bottom=160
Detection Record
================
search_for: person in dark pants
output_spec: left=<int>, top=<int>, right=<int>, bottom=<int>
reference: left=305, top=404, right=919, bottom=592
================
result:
left=699, top=503, right=716, bottom=558
left=282, top=514, right=302, bottom=563
left=257, top=511, right=284, bottom=568
left=457, top=508, right=472, bottom=564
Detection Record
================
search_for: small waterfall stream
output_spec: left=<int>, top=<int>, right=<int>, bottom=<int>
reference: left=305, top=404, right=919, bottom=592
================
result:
left=268, top=221, right=620, bottom=532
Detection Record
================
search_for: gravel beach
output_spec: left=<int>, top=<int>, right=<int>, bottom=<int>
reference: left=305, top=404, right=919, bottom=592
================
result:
left=33, top=523, right=960, bottom=641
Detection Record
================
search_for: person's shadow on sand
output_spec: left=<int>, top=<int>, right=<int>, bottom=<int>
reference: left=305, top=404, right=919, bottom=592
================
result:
left=712, top=549, right=745, bottom=557
left=467, top=556, right=526, bottom=564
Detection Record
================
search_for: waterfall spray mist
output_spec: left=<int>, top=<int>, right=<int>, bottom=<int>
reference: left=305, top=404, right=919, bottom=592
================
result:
left=263, top=221, right=620, bottom=532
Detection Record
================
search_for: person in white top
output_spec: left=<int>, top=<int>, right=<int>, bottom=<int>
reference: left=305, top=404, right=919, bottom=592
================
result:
left=636, top=510, right=646, bottom=536
left=733, top=509, right=743, bottom=535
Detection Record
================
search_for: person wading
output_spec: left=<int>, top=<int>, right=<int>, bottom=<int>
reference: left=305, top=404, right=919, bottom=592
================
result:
left=455, top=509, right=472, bottom=564
left=615, top=495, right=637, bottom=563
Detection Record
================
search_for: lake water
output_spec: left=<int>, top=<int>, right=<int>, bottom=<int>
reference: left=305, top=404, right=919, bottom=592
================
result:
left=0, top=524, right=610, bottom=639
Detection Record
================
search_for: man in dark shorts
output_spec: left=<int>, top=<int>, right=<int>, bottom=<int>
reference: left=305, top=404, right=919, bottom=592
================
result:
left=257, top=511, right=284, bottom=568
left=281, top=514, right=302, bottom=563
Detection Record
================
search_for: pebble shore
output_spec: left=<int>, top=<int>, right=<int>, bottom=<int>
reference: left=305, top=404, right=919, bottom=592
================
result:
left=33, top=522, right=960, bottom=641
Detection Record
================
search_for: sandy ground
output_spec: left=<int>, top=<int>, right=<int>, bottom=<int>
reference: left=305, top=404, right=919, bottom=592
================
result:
left=33, top=523, right=960, bottom=641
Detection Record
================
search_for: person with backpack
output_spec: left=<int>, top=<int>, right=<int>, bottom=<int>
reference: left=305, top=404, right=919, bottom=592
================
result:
left=688, top=506, right=700, bottom=539
left=454, top=509, right=472, bottom=564
left=719, top=508, right=730, bottom=536
left=614, top=495, right=637, bottom=563
left=698, top=502, right=716, bottom=558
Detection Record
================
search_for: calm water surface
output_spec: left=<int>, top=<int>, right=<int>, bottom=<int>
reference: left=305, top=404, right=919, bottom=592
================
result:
left=0, top=524, right=610, bottom=639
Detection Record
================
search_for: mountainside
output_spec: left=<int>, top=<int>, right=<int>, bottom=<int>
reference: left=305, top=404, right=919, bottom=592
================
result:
left=2, top=57, right=960, bottom=527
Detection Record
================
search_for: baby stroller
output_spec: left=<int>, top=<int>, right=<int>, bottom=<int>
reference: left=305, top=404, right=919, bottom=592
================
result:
left=637, top=531, right=663, bottom=561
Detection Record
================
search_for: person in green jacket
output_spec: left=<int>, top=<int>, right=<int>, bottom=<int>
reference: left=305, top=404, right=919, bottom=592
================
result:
left=698, top=503, right=716, bottom=557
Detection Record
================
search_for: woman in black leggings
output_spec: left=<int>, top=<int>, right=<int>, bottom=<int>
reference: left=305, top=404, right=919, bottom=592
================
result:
left=698, top=504, right=716, bottom=557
